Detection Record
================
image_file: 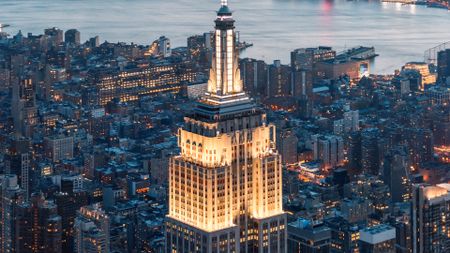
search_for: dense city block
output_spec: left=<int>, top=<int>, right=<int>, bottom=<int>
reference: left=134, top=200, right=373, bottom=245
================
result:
left=0, top=1, right=449, bottom=253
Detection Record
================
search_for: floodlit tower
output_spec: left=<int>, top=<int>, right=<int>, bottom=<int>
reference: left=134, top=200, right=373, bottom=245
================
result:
left=165, top=1, right=287, bottom=252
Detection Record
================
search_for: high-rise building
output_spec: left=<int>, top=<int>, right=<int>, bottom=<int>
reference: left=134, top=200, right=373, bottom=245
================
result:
left=359, top=224, right=396, bottom=253
left=165, top=2, right=287, bottom=252
left=74, top=204, right=110, bottom=253
left=382, top=147, right=411, bottom=203
left=44, top=27, right=63, bottom=48
left=312, top=134, right=345, bottom=170
left=0, top=175, right=24, bottom=253
left=290, top=48, right=335, bottom=119
left=44, top=135, right=74, bottom=162
left=158, top=36, right=171, bottom=58
left=437, top=49, right=450, bottom=83
left=11, top=75, right=37, bottom=137
left=16, top=194, right=62, bottom=253
left=4, top=137, right=31, bottom=200
left=404, top=128, right=433, bottom=168
left=240, top=58, right=268, bottom=97
left=277, top=128, right=299, bottom=165
left=267, top=60, right=291, bottom=98
left=334, top=110, right=359, bottom=135
left=291, top=47, right=336, bottom=117
left=55, top=191, right=89, bottom=252
left=88, top=36, right=100, bottom=48
left=361, top=128, right=382, bottom=176
left=392, top=215, right=412, bottom=253
left=287, top=219, right=331, bottom=253
left=188, top=33, right=213, bottom=70
left=411, top=184, right=450, bottom=253
left=324, top=216, right=361, bottom=253
left=347, top=132, right=362, bottom=175
left=65, top=29, right=81, bottom=45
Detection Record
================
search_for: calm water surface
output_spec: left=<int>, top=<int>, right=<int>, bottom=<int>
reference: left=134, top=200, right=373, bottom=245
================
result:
left=1, top=0, right=450, bottom=73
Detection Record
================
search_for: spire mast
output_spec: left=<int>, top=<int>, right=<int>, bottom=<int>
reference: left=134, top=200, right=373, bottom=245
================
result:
left=221, top=0, right=228, bottom=6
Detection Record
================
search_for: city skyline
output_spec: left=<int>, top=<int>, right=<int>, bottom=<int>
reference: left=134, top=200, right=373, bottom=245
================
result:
left=1, top=0, right=450, bottom=73
left=0, top=0, right=449, bottom=253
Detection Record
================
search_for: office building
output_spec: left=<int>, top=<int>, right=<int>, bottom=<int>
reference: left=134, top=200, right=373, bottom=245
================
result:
left=11, top=76, right=37, bottom=137
left=55, top=191, right=89, bottom=252
left=267, top=60, right=291, bottom=98
left=44, top=27, right=63, bottom=48
left=403, top=62, right=437, bottom=90
left=359, top=224, right=396, bottom=253
left=325, top=217, right=361, bottom=253
left=287, top=219, right=331, bottom=253
left=404, top=128, right=433, bottom=168
left=291, top=46, right=336, bottom=84
left=88, top=62, right=198, bottom=105
left=240, top=58, right=268, bottom=97
left=65, top=29, right=81, bottom=45
left=44, top=135, right=74, bottom=162
left=437, top=49, right=450, bottom=83
left=277, top=128, right=299, bottom=165
left=74, top=204, right=110, bottom=253
left=361, top=128, right=382, bottom=176
left=4, top=137, right=31, bottom=201
left=383, top=147, right=411, bottom=203
left=165, top=2, right=287, bottom=252
left=16, top=194, right=62, bottom=253
left=0, top=175, right=24, bottom=253
left=411, top=184, right=450, bottom=253
left=312, top=134, right=345, bottom=170
left=157, top=36, right=171, bottom=58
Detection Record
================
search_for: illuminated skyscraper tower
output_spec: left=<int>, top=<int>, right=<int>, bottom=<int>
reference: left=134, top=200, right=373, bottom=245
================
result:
left=165, top=1, right=287, bottom=252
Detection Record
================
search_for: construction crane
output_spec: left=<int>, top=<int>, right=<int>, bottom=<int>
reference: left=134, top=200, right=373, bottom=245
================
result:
left=424, top=41, right=450, bottom=65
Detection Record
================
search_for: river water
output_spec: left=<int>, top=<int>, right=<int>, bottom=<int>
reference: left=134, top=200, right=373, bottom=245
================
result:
left=1, top=0, right=449, bottom=73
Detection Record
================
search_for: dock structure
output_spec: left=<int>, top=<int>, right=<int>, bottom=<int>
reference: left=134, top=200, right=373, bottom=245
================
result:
left=337, top=46, right=378, bottom=61
left=382, top=0, right=416, bottom=3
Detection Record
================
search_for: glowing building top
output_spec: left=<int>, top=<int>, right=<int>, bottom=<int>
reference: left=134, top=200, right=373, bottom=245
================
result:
left=205, top=0, right=246, bottom=105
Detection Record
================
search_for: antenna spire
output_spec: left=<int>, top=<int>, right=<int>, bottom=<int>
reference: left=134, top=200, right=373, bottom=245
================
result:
left=221, top=0, right=228, bottom=6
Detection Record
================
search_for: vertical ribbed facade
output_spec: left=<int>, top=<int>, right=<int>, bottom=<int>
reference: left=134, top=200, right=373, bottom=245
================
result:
left=165, top=2, right=286, bottom=252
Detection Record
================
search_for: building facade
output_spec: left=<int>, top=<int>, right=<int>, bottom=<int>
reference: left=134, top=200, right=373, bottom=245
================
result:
left=74, top=204, right=110, bottom=253
left=411, top=184, right=450, bottom=253
left=165, top=2, right=287, bottom=252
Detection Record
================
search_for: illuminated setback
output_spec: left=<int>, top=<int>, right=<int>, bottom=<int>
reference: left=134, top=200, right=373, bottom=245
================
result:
left=165, top=1, right=287, bottom=252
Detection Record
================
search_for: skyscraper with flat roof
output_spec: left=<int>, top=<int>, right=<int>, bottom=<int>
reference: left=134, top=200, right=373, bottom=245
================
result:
left=359, top=224, right=396, bottom=253
left=65, top=29, right=81, bottom=45
left=165, top=1, right=286, bottom=252
left=411, top=184, right=450, bottom=253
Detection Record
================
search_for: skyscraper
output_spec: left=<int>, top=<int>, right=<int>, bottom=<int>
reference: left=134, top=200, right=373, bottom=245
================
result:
left=4, top=137, right=31, bottom=201
left=267, top=60, right=291, bottom=98
left=359, top=224, right=396, bottom=253
left=65, top=29, right=81, bottom=45
left=0, top=175, right=24, bottom=253
left=16, top=194, right=62, bottom=253
left=437, top=49, right=450, bottom=83
left=11, top=75, right=37, bottom=137
left=411, top=184, right=450, bottom=253
left=74, top=204, right=110, bottom=253
left=382, top=147, right=411, bottom=203
left=165, top=1, right=287, bottom=252
left=312, top=134, right=345, bottom=171
left=240, top=58, right=268, bottom=97
left=158, top=36, right=171, bottom=58
left=361, top=128, right=382, bottom=176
